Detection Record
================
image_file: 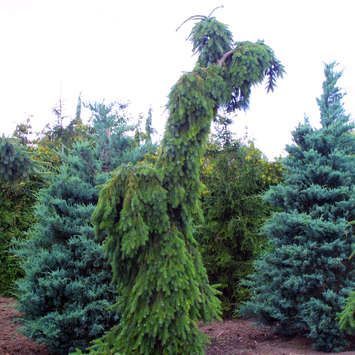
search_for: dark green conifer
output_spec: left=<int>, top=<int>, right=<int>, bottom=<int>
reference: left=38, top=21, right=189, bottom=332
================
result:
left=199, top=138, right=282, bottom=314
left=16, top=143, right=117, bottom=354
left=0, top=137, right=32, bottom=182
left=91, top=14, right=283, bottom=354
left=0, top=138, right=36, bottom=295
left=241, top=63, right=355, bottom=352
left=88, top=101, right=152, bottom=171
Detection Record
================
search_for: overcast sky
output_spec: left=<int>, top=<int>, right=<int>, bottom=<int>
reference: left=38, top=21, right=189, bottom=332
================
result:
left=0, top=0, right=354, bottom=158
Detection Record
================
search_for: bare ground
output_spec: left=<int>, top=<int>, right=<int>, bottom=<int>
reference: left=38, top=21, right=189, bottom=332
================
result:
left=0, top=297, right=354, bottom=355
left=202, top=320, right=355, bottom=355
left=0, top=297, right=48, bottom=355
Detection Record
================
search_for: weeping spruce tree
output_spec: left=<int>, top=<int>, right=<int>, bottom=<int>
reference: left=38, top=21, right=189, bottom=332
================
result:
left=241, top=63, right=355, bottom=352
left=89, top=11, right=283, bottom=355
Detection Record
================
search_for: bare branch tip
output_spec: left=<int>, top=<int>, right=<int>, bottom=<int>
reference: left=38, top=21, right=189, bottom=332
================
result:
left=176, top=15, right=206, bottom=32
left=207, top=5, right=224, bottom=18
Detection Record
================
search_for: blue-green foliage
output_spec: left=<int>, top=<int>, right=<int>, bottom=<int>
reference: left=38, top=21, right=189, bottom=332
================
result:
left=16, top=142, right=117, bottom=354
left=88, top=101, right=155, bottom=172
left=241, top=63, right=354, bottom=352
left=339, top=290, right=355, bottom=334
left=0, top=137, right=32, bottom=182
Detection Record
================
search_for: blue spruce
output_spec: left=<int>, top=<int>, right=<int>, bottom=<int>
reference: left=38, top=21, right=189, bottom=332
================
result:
left=16, top=142, right=117, bottom=354
left=241, top=63, right=354, bottom=352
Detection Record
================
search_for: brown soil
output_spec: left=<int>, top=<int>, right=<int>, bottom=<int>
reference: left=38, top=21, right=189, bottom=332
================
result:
left=202, top=320, right=355, bottom=355
left=0, top=297, right=48, bottom=355
left=0, top=297, right=354, bottom=355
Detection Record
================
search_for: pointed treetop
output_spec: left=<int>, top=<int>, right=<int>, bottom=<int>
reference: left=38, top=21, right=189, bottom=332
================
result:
left=75, top=93, right=82, bottom=121
left=317, top=62, right=349, bottom=128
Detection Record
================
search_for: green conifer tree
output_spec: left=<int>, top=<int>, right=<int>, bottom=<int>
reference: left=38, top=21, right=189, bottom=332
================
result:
left=0, top=137, right=32, bottom=182
left=16, top=142, right=117, bottom=354
left=241, top=63, right=355, bottom=352
left=0, top=138, right=36, bottom=295
left=88, top=100, right=155, bottom=171
left=90, top=13, right=283, bottom=354
left=145, top=108, right=154, bottom=144
left=199, top=139, right=282, bottom=315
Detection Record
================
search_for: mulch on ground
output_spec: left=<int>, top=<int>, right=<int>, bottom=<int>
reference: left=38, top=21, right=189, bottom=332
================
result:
left=202, top=320, right=354, bottom=355
left=1, top=297, right=354, bottom=355
left=0, top=297, right=48, bottom=355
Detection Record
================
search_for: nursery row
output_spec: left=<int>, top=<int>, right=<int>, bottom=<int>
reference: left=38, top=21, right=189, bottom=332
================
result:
left=0, top=14, right=353, bottom=355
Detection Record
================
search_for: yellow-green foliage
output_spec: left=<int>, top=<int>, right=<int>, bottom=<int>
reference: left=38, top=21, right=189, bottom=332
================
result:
left=339, top=291, right=355, bottom=335
left=339, top=249, right=355, bottom=335
left=0, top=139, right=39, bottom=295
left=91, top=15, right=283, bottom=354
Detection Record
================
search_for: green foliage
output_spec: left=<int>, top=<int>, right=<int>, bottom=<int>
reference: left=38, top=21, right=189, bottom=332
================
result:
left=0, top=179, right=39, bottom=295
left=0, top=110, right=90, bottom=296
left=0, top=138, right=32, bottom=182
left=88, top=101, right=154, bottom=171
left=0, top=97, right=152, bottom=297
left=339, top=291, right=355, bottom=335
left=199, top=139, right=282, bottom=315
left=88, top=101, right=130, bottom=171
left=0, top=138, right=40, bottom=295
left=241, top=63, right=355, bottom=352
left=189, top=16, right=233, bottom=67
left=16, top=143, right=117, bottom=354
left=338, top=248, right=355, bottom=335
left=222, top=40, right=284, bottom=112
left=90, top=14, right=283, bottom=354
left=145, top=108, right=154, bottom=144
left=13, top=117, right=33, bottom=145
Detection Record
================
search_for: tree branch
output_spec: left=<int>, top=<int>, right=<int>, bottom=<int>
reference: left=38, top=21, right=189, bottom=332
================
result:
left=217, top=49, right=235, bottom=66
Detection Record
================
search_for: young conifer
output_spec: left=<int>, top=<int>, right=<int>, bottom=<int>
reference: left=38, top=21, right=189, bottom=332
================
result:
left=241, top=63, right=355, bottom=352
left=91, top=13, right=283, bottom=354
left=16, top=143, right=117, bottom=354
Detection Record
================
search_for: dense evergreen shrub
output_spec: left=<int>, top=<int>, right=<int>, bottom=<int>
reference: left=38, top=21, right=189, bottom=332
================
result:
left=16, top=143, right=117, bottom=354
left=339, top=291, right=355, bottom=335
left=0, top=138, right=32, bottom=182
left=241, top=63, right=354, bottom=352
left=199, top=140, right=282, bottom=314
left=88, top=101, right=156, bottom=171
left=0, top=138, right=39, bottom=295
